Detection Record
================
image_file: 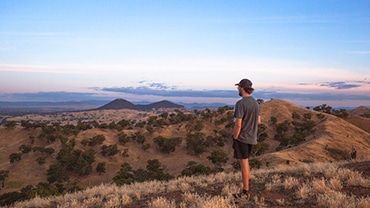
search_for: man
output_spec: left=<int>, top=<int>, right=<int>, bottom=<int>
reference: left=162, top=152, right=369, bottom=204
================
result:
left=232, top=78, right=261, bottom=198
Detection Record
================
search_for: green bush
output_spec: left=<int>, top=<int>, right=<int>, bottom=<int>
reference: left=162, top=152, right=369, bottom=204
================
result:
left=181, top=161, right=212, bottom=176
left=81, top=134, right=106, bottom=146
left=153, top=136, right=182, bottom=154
left=9, top=153, right=22, bottom=163
left=207, top=150, right=229, bottom=166
left=186, top=132, right=207, bottom=155
left=96, top=162, right=106, bottom=175
left=101, top=144, right=119, bottom=157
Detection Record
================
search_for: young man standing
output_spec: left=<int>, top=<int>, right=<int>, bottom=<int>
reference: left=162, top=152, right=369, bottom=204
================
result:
left=232, top=78, right=261, bottom=198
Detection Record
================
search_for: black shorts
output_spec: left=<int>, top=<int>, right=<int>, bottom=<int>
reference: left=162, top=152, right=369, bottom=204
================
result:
left=233, top=140, right=252, bottom=159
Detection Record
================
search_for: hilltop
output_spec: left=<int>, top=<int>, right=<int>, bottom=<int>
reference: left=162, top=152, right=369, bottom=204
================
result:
left=0, top=99, right=369, bottom=206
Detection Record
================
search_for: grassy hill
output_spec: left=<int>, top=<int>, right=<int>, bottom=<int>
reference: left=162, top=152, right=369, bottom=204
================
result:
left=0, top=99, right=369, bottom=206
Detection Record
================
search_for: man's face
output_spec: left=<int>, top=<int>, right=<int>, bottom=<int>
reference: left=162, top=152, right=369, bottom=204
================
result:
left=238, top=86, right=242, bottom=97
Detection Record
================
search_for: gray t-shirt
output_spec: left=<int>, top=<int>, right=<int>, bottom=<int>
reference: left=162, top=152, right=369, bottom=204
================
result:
left=234, top=96, right=259, bottom=144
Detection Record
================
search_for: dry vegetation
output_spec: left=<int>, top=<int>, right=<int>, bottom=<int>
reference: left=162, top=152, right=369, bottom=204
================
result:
left=0, top=99, right=370, bottom=207
left=9, top=159, right=370, bottom=208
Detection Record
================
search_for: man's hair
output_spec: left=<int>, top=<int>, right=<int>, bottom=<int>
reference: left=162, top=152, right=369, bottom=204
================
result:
left=242, top=86, right=254, bottom=94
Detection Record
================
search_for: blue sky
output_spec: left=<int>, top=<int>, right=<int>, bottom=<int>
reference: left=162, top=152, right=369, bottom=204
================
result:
left=0, top=0, right=369, bottom=107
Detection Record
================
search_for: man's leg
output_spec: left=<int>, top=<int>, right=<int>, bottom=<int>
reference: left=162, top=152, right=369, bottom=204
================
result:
left=240, top=158, right=250, bottom=191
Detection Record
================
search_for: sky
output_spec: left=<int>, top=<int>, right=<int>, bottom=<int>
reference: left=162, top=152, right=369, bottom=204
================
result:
left=0, top=0, right=369, bottom=108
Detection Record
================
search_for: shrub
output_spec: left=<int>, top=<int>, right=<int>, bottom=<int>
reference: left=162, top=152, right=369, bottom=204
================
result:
left=101, top=144, right=119, bottom=157
left=118, top=132, right=130, bottom=145
left=81, top=134, right=106, bottom=146
left=96, top=162, right=106, bottom=175
left=186, top=132, right=207, bottom=155
left=113, top=163, right=135, bottom=185
left=19, top=145, right=32, bottom=155
left=47, top=163, right=69, bottom=183
left=253, top=142, right=269, bottom=156
left=9, top=153, right=22, bottom=163
left=207, top=150, right=229, bottom=167
left=153, top=136, right=182, bottom=154
left=249, top=158, right=262, bottom=169
left=36, top=156, right=46, bottom=165
left=181, top=161, right=212, bottom=176
left=144, top=159, right=174, bottom=181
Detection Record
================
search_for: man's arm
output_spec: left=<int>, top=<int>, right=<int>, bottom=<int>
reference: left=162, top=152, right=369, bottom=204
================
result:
left=233, top=117, right=242, bottom=140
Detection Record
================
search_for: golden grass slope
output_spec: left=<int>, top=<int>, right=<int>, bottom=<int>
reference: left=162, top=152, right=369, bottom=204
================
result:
left=258, top=99, right=370, bottom=168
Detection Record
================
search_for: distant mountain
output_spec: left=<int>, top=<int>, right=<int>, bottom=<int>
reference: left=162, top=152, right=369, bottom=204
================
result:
left=349, top=106, right=370, bottom=116
left=96, top=98, right=185, bottom=111
left=96, top=98, right=136, bottom=110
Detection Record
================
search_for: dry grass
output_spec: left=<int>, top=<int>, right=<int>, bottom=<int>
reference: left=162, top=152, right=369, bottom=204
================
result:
left=8, top=159, right=369, bottom=208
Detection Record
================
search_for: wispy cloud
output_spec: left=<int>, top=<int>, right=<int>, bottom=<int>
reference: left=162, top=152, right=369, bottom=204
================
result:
left=138, top=80, right=176, bottom=90
left=320, top=80, right=370, bottom=89
left=101, top=86, right=234, bottom=98
left=320, top=82, right=361, bottom=89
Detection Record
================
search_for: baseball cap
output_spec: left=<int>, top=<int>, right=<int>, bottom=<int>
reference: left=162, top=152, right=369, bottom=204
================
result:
left=235, top=79, right=252, bottom=87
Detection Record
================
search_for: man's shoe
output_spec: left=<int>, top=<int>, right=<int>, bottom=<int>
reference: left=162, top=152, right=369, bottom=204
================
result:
left=232, top=189, right=250, bottom=199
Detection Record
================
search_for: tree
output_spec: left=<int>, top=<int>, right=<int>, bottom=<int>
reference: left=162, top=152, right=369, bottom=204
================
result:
left=252, top=142, right=269, bottom=156
left=9, top=153, right=22, bottom=163
left=186, top=132, right=207, bottom=155
left=81, top=134, right=105, bottom=146
left=332, top=109, right=349, bottom=118
left=313, top=104, right=332, bottom=114
left=207, top=150, right=229, bottom=167
left=193, top=120, right=204, bottom=131
left=153, top=136, right=182, bottom=154
left=131, top=132, right=146, bottom=145
left=56, top=145, right=95, bottom=176
left=36, top=156, right=46, bottom=165
left=47, top=163, right=69, bottom=183
left=257, top=99, right=264, bottom=104
left=19, top=145, right=32, bottom=155
left=145, top=159, right=173, bottom=181
left=276, top=120, right=290, bottom=134
left=118, top=132, right=130, bottom=145
left=96, top=162, right=106, bottom=175
left=258, top=124, right=268, bottom=142
left=113, top=163, right=135, bottom=185
left=181, top=161, right=212, bottom=176
left=101, top=144, right=119, bottom=157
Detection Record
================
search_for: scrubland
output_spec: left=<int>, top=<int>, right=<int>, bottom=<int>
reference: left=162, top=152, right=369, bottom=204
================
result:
left=1, top=100, right=370, bottom=207
left=10, top=159, right=370, bottom=208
